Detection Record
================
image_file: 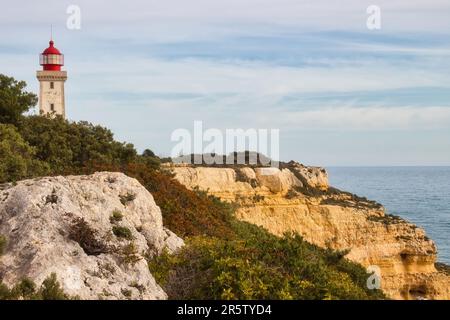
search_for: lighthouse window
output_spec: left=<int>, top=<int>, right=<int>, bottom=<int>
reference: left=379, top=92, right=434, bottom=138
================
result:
left=50, top=82, right=54, bottom=89
left=50, top=104, right=55, bottom=111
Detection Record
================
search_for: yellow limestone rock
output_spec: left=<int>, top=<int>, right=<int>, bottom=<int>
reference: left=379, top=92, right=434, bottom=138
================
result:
left=171, top=164, right=450, bottom=300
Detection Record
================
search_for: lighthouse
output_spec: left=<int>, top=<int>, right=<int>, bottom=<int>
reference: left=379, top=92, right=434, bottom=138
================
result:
left=36, top=39, right=67, bottom=118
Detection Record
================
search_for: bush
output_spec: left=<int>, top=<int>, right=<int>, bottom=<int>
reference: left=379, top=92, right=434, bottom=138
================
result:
left=149, top=221, right=386, bottom=300
left=45, top=188, right=58, bottom=204
left=110, top=210, right=124, bottom=223
left=11, top=278, right=36, bottom=299
left=121, top=288, right=132, bottom=298
left=0, top=235, right=6, bottom=255
left=0, top=273, right=70, bottom=300
left=1, top=278, right=36, bottom=300
left=0, top=283, right=9, bottom=299
left=0, top=74, right=38, bottom=125
left=17, top=116, right=137, bottom=175
left=140, top=149, right=161, bottom=170
left=119, top=192, right=136, bottom=206
left=120, top=242, right=141, bottom=265
left=113, top=226, right=133, bottom=240
left=39, top=273, right=69, bottom=300
left=69, top=217, right=109, bottom=255
left=0, top=124, right=49, bottom=183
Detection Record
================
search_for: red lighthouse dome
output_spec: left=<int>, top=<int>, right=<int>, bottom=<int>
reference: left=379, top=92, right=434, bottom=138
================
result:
left=40, top=40, right=64, bottom=71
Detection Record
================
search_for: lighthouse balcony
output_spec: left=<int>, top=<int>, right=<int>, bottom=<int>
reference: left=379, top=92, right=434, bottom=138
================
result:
left=36, top=70, right=67, bottom=81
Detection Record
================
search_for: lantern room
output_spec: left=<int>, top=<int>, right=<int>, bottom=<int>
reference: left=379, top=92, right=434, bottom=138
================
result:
left=39, top=40, right=64, bottom=71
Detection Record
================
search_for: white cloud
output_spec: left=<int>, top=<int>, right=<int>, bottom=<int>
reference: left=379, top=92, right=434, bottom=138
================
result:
left=64, top=56, right=450, bottom=96
left=1, top=0, right=450, bottom=35
left=271, top=106, right=450, bottom=130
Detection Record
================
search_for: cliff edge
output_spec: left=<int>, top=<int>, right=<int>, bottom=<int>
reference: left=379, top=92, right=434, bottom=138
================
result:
left=170, top=162, right=450, bottom=300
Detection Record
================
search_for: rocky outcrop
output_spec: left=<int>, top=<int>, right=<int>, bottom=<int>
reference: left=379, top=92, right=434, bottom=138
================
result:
left=172, top=165, right=305, bottom=200
left=0, top=172, right=183, bottom=300
left=284, top=161, right=329, bottom=191
left=171, top=164, right=450, bottom=300
left=254, top=167, right=303, bottom=194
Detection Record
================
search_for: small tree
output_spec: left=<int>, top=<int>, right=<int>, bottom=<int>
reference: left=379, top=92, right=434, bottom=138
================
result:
left=18, top=116, right=138, bottom=174
left=0, top=124, right=49, bottom=183
left=0, top=74, right=38, bottom=125
left=140, top=148, right=161, bottom=169
left=38, top=273, right=68, bottom=300
left=142, top=149, right=155, bottom=158
left=0, top=235, right=7, bottom=255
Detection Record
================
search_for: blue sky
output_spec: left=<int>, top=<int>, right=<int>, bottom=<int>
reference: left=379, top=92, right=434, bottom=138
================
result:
left=1, top=0, right=450, bottom=166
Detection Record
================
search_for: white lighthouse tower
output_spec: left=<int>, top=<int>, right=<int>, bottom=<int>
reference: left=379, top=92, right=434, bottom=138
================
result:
left=36, top=39, right=67, bottom=118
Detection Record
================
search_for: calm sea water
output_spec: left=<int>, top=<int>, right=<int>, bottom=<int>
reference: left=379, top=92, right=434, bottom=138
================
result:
left=327, top=167, right=450, bottom=264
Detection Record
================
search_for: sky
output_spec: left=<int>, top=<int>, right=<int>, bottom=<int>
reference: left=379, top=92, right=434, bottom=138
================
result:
left=1, top=0, right=450, bottom=166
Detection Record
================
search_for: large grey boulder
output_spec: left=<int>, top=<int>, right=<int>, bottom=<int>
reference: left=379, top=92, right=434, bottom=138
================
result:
left=0, top=172, right=183, bottom=300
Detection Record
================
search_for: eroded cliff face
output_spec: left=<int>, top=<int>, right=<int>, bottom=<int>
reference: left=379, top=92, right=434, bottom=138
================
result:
left=171, top=163, right=450, bottom=300
left=0, top=172, right=183, bottom=300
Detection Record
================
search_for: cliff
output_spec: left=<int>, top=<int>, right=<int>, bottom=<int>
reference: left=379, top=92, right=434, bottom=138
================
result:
left=170, top=163, right=450, bottom=300
left=0, top=172, right=183, bottom=300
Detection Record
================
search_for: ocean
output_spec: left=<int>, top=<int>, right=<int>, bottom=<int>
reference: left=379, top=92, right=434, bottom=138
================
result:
left=327, top=167, right=450, bottom=264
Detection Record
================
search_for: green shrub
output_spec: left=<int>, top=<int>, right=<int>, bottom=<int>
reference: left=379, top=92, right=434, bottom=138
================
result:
left=0, top=74, right=38, bottom=125
left=148, top=249, right=174, bottom=286
left=120, top=242, right=141, bottom=265
left=149, top=221, right=386, bottom=300
left=0, top=279, right=34, bottom=300
left=119, top=192, right=136, bottom=206
left=110, top=210, right=123, bottom=223
left=121, top=288, right=132, bottom=298
left=69, top=217, right=109, bottom=255
left=139, top=149, right=161, bottom=170
left=18, top=116, right=137, bottom=175
left=0, top=273, right=70, bottom=300
left=10, top=278, right=36, bottom=299
left=113, top=226, right=133, bottom=240
left=0, top=124, right=49, bottom=183
left=45, top=188, right=58, bottom=204
left=0, top=283, right=10, bottom=300
left=39, top=273, right=69, bottom=300
left=0, top=235, right=6, bottom=255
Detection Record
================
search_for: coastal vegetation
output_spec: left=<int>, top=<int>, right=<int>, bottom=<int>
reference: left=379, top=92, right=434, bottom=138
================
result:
left=0, top=273, right=71, bottom=300
left=149, top=224, right=385, bottom=300
left=0, top=235, right=6, bottom=255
